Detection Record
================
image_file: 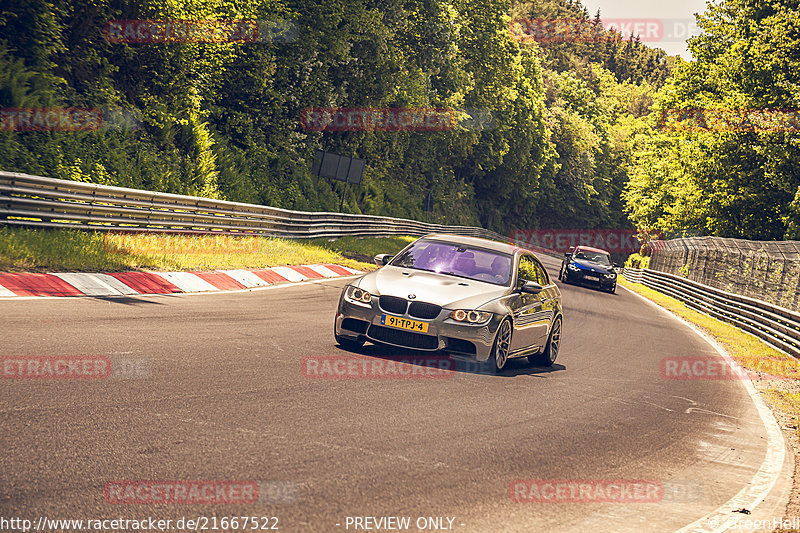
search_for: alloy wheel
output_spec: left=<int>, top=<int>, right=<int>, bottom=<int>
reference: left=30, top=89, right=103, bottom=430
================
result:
left=548, top=318, right=561, bottom=363
left=495, top=320, right=511, bottom=370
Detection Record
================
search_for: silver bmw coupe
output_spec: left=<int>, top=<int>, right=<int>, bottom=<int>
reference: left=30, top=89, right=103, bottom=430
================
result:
left=334, top=234, right=563, bottom=372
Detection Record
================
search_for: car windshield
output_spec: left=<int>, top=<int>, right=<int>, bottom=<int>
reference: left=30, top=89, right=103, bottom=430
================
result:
left=574, top=250, right=612, bottom=266
left=390, top=240, right=513, bottom=285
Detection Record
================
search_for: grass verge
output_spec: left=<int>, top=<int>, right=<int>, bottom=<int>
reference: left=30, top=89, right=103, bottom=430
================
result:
left=0, top=227, right=415, bottom=273
left=307, top=235, right=415, bottom=264
left=619, top=276, right=800, bottom=531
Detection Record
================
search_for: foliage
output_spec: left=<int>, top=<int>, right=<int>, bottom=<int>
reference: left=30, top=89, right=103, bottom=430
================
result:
left=624, top=0, right=800, bottom=240
left=308, top=236, right=415, bottom=262
left=518, top=257, right=539, bottom=281
left=624, top=253, right=649, bottom=269
left=0, top=227, right=379, bottom=272
left=0, top=0, right=674, bottom=237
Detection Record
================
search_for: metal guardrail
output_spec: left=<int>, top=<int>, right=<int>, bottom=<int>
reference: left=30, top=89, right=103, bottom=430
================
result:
left=0, top=171, right=510, bottom=242
left=648, top=236, right=800, bottom=312
left=623, top=267, right=800, bottom=358
left=621, top=267, right=644, bottom=284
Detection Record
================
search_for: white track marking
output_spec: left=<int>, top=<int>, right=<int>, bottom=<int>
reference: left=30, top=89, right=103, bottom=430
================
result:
left=270, top=266, right=307, bottom=282
left=153, top=272, right=218, bottom=292
left=219, top=269, right=271, bottom=287
left=621, top=285, right=787, bottom=533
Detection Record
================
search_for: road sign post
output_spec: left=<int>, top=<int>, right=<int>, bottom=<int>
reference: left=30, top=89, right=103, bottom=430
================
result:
left=423, top=191, right=433, bottom=223
left=311, top=151, right=365, bottom=212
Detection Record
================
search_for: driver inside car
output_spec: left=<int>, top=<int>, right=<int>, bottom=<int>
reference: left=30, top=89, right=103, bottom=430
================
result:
left=491, top=256, right=510, bottom=283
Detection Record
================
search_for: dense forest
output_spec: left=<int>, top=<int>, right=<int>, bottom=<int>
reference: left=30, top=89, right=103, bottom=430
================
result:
left=624, top=0, right=800, bottom=240
left=1, top=0, right=797, bottom=240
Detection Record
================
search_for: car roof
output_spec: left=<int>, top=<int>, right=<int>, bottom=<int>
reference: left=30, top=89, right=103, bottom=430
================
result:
left=574, top=246, right=610, bottom=254
left=420, top=233, right=522, bottom=255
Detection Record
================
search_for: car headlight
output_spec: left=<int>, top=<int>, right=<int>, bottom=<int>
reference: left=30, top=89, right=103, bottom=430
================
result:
left=344, top=285, right=372, bottom=306
left=567, top=264, right=580, bottom=271
left=604, top=272, right=617, bottom=278
left=448, top=309, right=492, bottom=324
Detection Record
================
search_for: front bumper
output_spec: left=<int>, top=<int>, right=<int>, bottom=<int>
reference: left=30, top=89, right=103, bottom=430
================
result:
left=565, top=269, right=616, bottom=289
left=334, top=294, right=503, bottom=362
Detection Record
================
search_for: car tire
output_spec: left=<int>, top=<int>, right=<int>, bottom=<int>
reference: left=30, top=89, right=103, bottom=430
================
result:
left=558, top=267, right=565, bottom=281
left=608, top=284, right=616, bottom=294
left=530, top=316, right=562, bottom=367
left=487, top=318, right=512, bottom=373
left=335, top=333, right=365, bottom=350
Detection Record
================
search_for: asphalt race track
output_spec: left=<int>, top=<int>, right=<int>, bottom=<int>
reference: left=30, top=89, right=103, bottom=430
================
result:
left=0, top=256, right=786, bottom=532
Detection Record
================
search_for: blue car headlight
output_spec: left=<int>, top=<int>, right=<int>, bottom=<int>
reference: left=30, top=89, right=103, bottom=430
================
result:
left=567, top=264, right=580, bottom=271
left=604, top=272, right=617, bottom=279
left=344, top=285, right=372, bottom=307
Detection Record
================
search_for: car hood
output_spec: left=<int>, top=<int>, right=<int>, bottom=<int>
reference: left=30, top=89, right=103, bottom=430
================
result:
left=355, top=266, right=510, bottom=309
left=571, top=259, right=614, bottom=274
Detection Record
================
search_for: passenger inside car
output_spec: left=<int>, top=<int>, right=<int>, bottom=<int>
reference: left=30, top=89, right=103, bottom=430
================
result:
left=453, top=251, right=476, bottom=275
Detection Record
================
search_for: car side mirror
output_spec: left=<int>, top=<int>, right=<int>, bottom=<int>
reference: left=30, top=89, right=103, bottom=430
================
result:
left=564, top=252, right=571, bottom=258
left=613, top=263, right=620, bottom=269
left=374, top=254, right=393, bottom=266
left=520, top=281, right=543, bottom=294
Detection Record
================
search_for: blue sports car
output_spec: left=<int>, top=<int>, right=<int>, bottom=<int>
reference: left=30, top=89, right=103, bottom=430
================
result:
left=558, top=246, right=618, bottom=293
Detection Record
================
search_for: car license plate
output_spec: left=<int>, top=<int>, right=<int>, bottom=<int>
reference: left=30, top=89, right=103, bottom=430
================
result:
left=585, top=275, right=600, bottom=281
left=381, top=315, right=429, bottom=333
